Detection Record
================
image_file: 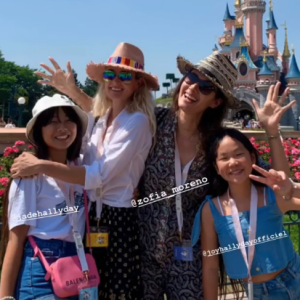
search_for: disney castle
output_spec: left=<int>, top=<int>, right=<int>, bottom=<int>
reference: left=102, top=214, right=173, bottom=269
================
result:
left=217, top=0, right=300, bottom=128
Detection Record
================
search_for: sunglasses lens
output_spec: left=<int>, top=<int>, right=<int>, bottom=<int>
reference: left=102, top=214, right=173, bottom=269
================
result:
left=119, top=72, right=133, bottom=84
left=186, top=72, right=215, bottom=95
left=199, top=82, right=215, bottom=95
left=103, top=70, right=116, bottom=82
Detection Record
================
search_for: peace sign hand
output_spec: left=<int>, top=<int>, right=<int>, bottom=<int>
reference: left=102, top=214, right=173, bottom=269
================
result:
left=35, top=57, right=76, bottom=95
left=249, top=164, right=293, bottom=197
left=252, top=82, right=296, bottom=134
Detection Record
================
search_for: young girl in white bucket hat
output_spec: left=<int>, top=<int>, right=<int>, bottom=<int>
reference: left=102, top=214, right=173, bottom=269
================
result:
left=0, top=94, right=99, bottom=300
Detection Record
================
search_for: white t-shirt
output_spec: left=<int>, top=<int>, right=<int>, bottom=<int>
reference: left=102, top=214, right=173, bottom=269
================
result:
left=8, top=173, right=87, bottom=242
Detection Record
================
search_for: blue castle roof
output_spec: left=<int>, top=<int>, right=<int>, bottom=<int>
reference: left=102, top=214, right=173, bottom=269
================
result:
left=255, top=55, right=280, bottom=71
left=258, top=60, right=273, bottom=76
left=286, top=54, right=300, bottom=79
left=235, top=45, right=257, bottom=69
left=213, top=44, right=219, bottom=51
left=268, top=10, right=278, bottom=30
left=230, top=27, right=246, bottom=48
left=220, top=44, right=231, bottom=53
left=223, top=3, right=235, bottom=21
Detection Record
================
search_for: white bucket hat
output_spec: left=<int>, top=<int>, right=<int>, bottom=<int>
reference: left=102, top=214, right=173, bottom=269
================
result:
left=26, top=94, right=88, bottom=145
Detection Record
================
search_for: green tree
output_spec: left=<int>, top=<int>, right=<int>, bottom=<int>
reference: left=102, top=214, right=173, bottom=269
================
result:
left=83, top=77, right=98, bottom=97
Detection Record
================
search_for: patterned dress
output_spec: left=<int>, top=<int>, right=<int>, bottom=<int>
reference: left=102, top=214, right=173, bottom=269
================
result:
left=137, top=108, right=212, bottom=300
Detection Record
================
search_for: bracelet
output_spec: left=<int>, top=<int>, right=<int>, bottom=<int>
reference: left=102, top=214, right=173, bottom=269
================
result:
left=283, top=178, right=296, bottom=201
left=0, top=297, right=16, bottom=300
left=266, top=134, right=279, bottom=139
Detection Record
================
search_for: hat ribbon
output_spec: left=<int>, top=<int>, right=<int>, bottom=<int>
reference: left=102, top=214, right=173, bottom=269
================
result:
left=107, top=56, right=144, bottom=70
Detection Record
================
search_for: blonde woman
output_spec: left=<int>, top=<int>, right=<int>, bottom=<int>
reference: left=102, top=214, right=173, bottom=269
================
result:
left=11, top=42, right=158, bottom=300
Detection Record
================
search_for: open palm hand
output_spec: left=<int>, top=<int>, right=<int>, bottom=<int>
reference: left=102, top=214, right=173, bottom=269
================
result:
left=35, top=57, right=76, bottom=94
left=252, top=82, right=295, bottom=134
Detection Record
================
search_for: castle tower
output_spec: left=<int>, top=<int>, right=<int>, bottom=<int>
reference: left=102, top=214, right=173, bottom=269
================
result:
left=220, top=3, right=236, bottom=47
left=229, top=19, right=246, bottom=62
left=256, top=52, right=276, bottom=107
left=281, top=23, right=291, bottom=76
left=266, top=0, right=278, bottom=58
left=234, top=0, right=243, bottom=22
left=286, top=47, right=300, bottom=128
left=286, top=47, right=300, bottom=86
left=242, top=0, right=266, bottom=60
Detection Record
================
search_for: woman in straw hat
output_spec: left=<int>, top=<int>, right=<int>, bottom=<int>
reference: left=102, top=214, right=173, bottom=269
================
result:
left=11, top=42, right=158, bottom=300
left=136, top=53, right=292, bottom=299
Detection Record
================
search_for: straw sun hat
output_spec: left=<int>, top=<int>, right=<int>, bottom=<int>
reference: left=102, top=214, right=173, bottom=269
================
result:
left=86, top=42, right=159, bottom=90
left=26, top=94, right=88, bottom=145
left=177, top=52, right=239, bottom=108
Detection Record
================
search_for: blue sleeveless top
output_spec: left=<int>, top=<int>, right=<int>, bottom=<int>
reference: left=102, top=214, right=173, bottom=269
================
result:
left=192, top=186, right=294, bottom=279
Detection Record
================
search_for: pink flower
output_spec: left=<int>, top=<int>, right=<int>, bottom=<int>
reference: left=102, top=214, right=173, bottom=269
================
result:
left=269, top=158, right=272, bottom=163
left=295, top=172, right=300, bottom=180
left=264, top=148, right=271, bottom=153
left=259, top=151, right=264, bottom=155
left=250, top=137, right=255, bottom=143
left=294, top=160, right=300, bottom=166
left=28, top=145, right=34, bottom=149
left=0, top=189, right=5, bottom=197
left=3, top=147, right=13, bottom=157
left=14, top=141, right=25, bottom=147
left=0, top=178, right=9, bottom=187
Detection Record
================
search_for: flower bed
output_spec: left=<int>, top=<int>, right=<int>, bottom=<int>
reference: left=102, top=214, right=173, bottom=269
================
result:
left=0, top=137, right=300, bottom=214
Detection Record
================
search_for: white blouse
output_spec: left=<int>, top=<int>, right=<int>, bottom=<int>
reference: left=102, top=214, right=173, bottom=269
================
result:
left=81, top=108, right=152, bottom=217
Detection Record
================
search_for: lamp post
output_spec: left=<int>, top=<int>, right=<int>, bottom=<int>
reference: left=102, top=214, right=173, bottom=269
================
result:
left=18, top=97, right=26, bottom=127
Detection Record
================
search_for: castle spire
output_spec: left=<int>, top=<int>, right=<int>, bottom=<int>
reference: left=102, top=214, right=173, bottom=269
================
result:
left=286, top=46, right=300, bottom=79
left=258, top=51, right=273, bottom=76
left=268, top=0, right=278, bottom=29
left=223, top=3, right=235, bottom=21
left=282, top=22, right=291, bottom=58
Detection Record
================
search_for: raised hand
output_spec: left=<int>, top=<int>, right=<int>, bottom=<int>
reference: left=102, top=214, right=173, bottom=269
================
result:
left=249, top=164, right=293, bottom=197
left=251, top=82, right=296, bottom=134
left=35, top=57, right=76, bottom=95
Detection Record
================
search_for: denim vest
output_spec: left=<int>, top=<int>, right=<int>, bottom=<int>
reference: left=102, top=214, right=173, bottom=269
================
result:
left=192, top=186, right=294, bottom=279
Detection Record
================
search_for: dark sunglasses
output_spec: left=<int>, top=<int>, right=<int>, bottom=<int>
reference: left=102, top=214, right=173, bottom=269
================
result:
left=103, top=70, right=133, bottom=84
left=185, top=72, right=216, bottom=95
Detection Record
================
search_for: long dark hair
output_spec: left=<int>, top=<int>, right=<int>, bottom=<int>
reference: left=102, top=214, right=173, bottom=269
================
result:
left=0, top=106, right=83, bottom=268
left=172, top=69, right=229, bottom=146
left=205, top=127, right=264, bottom=300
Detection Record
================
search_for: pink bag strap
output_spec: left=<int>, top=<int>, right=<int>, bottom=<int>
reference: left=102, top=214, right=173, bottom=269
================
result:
left=28, top=236, right=52, bottom=280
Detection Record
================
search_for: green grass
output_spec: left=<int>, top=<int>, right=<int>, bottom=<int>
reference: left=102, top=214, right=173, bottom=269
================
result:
left=284, top=213, right=300, bottom=253
left=155, top=97, right=172, bottom=103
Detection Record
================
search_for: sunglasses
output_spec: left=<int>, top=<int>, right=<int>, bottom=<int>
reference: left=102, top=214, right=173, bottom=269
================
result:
left=103, top=70, right=133, bottom=84
left=185, top=72, right=216, bottom=95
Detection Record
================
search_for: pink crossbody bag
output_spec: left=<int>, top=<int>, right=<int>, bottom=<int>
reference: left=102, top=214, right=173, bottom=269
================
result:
left=28, top=164, right=100, bottom=298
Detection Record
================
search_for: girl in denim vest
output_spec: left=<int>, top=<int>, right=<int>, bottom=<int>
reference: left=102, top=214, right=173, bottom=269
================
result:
left=192, top=95, right=300, bottom=299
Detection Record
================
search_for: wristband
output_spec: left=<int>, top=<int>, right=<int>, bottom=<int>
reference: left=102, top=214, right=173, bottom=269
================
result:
left=266, top=134, right=279, bottom=139
left=0, top=297, right=16, bottom=300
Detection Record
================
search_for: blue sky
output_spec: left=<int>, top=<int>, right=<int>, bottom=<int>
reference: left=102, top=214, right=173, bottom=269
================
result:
left=0, top=0, right=299, bottom=98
